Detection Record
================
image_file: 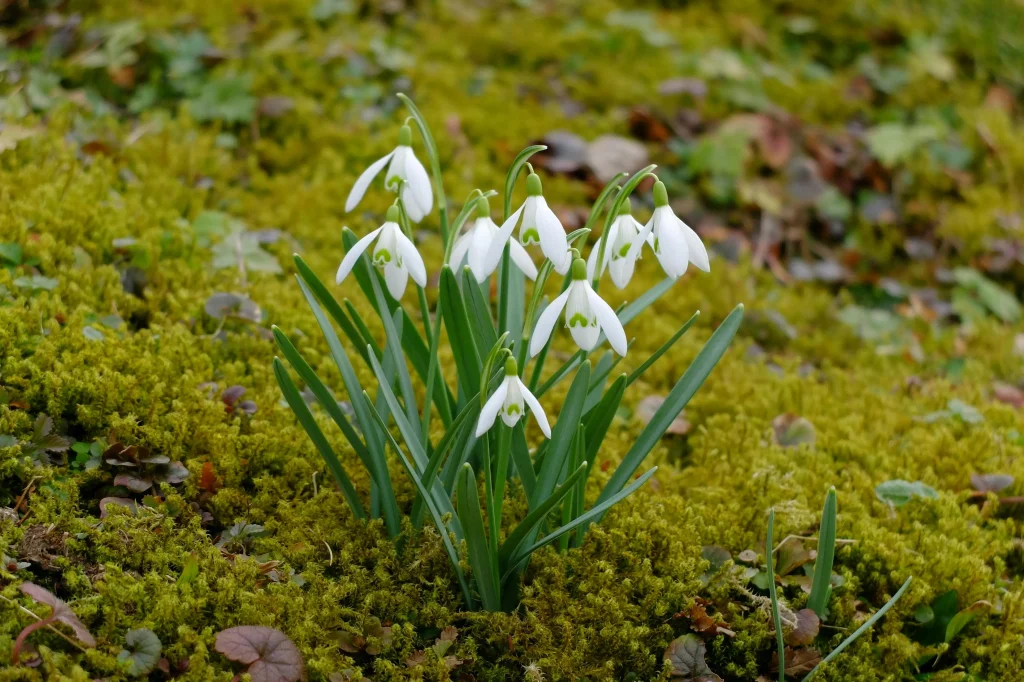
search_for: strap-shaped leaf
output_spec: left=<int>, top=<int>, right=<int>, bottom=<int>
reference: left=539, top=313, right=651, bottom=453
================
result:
left=625, top=311, right=699, bottom=387
left=583, top=374, right=626, bottom=466
left=366, top=348, right=463, bottom=538
left=461, top=266, right=498, bottom=354
left=502, top=145, right=547, bottom=219
left=559, top=425, right=585, bottom=552
left=807, top=487, right=838, bottom=618
left=362, top=392, right=473, bottom=608
left=767, top=510, right=785, bottom=682
left=294, top=255, right=373, bottom=365
left=596, top=304, right=743, bottom=510
left=509, top=423, right=536, bottom=499
left=532, top=362, right=591, bottom=507
left=498, top=461, right=588, bottom=570
left=272, top=326, right=400, bottom=537
left=343, top=300, right=383, bottom=359
left=439, top=265, right=482, bottom=398
left=273, top=358, right=365, bottom=519
left=457, top=463, right=502, bottom=611
left=503, top=467, right=658, bottom=579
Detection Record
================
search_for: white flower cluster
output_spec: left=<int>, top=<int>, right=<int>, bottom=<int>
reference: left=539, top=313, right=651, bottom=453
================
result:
left=339, top=124, right=711, bottom=438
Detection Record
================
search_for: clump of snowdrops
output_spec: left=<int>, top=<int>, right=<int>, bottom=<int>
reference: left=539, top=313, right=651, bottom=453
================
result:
left=273, top=95, right=744, bottom=612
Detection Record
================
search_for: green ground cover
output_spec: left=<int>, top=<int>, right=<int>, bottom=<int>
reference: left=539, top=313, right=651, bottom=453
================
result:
left=1, top=1, right=1024, bottom=679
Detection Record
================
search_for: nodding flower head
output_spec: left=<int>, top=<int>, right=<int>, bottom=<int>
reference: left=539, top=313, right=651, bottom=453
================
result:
left=475, top=356, right=551, bottom=437
left=345, top=124, right=433, bottom=223
left=529, top=257, right=628, bottom=358
left=335, top=204, right=427, bottom=299
left=450, top=194, right=538, bottom=283
left=629, top=180, right=709, bottom=279
left=587, top=201, right=649, bottom=289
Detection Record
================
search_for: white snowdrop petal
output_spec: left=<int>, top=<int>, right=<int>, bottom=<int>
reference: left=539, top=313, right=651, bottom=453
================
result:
left=566, top=283, right=599, bottom=351
left=680, top=218, right=710, bottom=272
left=336, top=227, right=383, bottom=283
left=654, top=215, right=689, bottom=279
left=345, top=151, right=395, bottom=213
left=404, top=149, right=433, bottom=219
left=508, top=240, right=538, bottom=280
left=476, top=379, right=510, bottom=437
left=534, top=198, right=568, bottom=266
left=450, top=233, right=471, bottom=271
left=500, top=379, right=524, bottom=428
left=467, top=220, right=494, bottom=282
left=396, top=231, right=427, bottom=286
left=529, top=288, right=571, bottom=357
left=482, top=204, right=525, bottom=276
left=383, top=261, right=409, bottom=299
left=586, top=285, right=627, bottom=356
left=518, top=378, right=551, bottom=438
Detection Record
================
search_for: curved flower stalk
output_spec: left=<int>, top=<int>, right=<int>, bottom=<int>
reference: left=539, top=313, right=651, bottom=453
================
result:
left=476, top=357, right=551, bottom=437
left=587, top=202, right=651, bottom=289
left=451, top=196, right=538, bottom=283
left=629, top=180, right=710, bottom=279
left=335, top=205, right=427, bottom=299
left=508, top=172, right=571, bottom=274
left=345, top=124, right=433, bottom=222
left=529, top=257, right=627, bottom=357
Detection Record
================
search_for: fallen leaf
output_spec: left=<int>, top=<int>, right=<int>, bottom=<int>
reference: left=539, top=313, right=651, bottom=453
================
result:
left=664, top=634, right=724, bottom=681
left=970, top=473, right=1014, bottom=493
left=19, top=582, right=96, bottom=647
left=770, top=647, right=821, bottom=675
left=775, top=537, right=812, bottom=576
left=586, top=134, right=649, bottom=183
left=214, top=626, right=304, bottom=682
left=787, top=609, right=820, bottom=646
left=658, top=78, right=707, bottom=98
left=636, top=395, right=690, bottom=435
left=772, top=414, right=815, bottom=447
left=992, top=382, right=1024, bottom=408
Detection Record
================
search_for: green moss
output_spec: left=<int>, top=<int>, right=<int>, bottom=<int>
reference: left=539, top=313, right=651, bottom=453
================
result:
left=1, top=0, right=1024, bottom=680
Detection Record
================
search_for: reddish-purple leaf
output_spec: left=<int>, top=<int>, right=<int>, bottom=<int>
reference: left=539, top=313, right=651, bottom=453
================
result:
left=971, top=473, right=1014, bottom=493
left=787, top=609, right=821, bottom=646
left=215, top=626, right=304, bottom=682
left=19, top=582, right=96, bottom=647
left=665, top=634, right=723, bottom=681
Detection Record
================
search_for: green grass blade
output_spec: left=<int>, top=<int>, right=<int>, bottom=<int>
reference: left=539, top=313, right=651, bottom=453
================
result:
left=498, top=462, right=588, bottom=570
left=559, top=425, right=585, bottom=552
left=531, top=361, right=591, bottom=507
left=596, top=304, right=743, bottom=510
left=362, top=391, right=473, bottom=608
left=365, top=269, right=419, bottom=431
left=439, top=265, right=482, bottom=399
left=625, top=311, right=700, bottom=387
left=343, top=300, right=383, bottom=359
left=767, top=509, right=785, bottom=682
left=272, top=326, right=400, bottom=537
left=457, top=463, right=502, bottom=611
left=273, top=358, right=365, bottom=520
left=503, top=466, right=657, bottom=579
left=294, top=255, right=373, bottom=365
left=411, top=397, right=480, bottom=528
left=461, top=266, right=498, bottom=353
left=802, top=577, right=913, bottom=682
left=534, top=349, right=585, bottom=399
left=616, top=277, right=675, bottom=327
left=808, top=487, right=838, bottom=619
left=509, top=423, right=536, bottom=499
left=583, top=374, right=626, bottom=466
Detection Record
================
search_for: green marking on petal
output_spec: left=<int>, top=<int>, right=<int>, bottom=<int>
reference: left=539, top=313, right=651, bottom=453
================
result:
left=568, top=313, right=593, bottom=328
left=522, top=228, right=540, bottom=244
left=616, top=244, right=631, bottom=258
left=505, top=404, right=521, bottom=416
left=373, top=249, right=392, bottom=265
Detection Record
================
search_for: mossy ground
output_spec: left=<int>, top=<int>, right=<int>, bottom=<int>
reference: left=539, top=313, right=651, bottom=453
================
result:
left=1, top=1, right=1024, bottom=680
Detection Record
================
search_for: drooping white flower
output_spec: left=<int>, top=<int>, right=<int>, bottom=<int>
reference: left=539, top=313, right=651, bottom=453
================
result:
left=335, top=205, right=427, bottom=299
left=529, top=257, right=628, bottom=357
left=475, top=357, right=551, bottom=437
left=344, top=124, right=433, bottom=223
left=510, top=173, right=571, bottom=274
left=586, top=202, right=652, bottom=289
left=628, top=180, right=709, bottom=279
left=450, top=196, right=538, bottom=283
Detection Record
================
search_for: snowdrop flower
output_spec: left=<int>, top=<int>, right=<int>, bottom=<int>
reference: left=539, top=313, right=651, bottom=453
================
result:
left=451, top=196, right=538, bottom=283
left=529, top=257, right=628, bottom=357
left=629, top=180, right=710, bottom=279
left=336, top=205, right=427, bottom=299
left=344, top=124, right=433, bottom=223
left=511, top=173, right=571, bottom=274
left=475, top=357, right=550, bottom=437
left=586, top=202, right=652, bottom=289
